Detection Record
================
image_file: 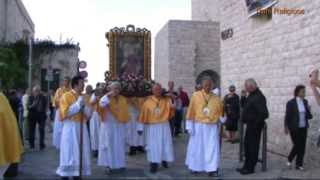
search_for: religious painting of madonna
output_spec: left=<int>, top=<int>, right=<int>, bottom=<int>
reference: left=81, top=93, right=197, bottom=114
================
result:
left=106, top=25, right=152, bottom=97
left=106, top=25, right=151, bottom=80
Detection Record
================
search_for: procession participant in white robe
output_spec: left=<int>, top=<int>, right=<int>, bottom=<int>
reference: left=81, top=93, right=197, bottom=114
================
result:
left=185, top=78, right=225, bottom=177
left=98, top=82, right=131, bottom=173
left=88, top=87, right=104, bottom=158
left=56, top=76, right=91, bottom=179
left=52, top=76, right=71, bottom=149
left=138, top=83, right=175, bottom=173
left=126, top=97, right=146, bottom=156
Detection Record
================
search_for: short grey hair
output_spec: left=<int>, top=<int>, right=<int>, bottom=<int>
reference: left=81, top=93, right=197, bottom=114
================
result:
left=33, top=85, right=41, bottom=92
left=245, top=78, right=258, bottom=88
left=108, top=81, right=121, bottom=89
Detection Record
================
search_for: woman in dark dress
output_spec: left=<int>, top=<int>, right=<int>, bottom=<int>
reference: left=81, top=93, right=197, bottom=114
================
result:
left=224, top=85, right=240, bottom=143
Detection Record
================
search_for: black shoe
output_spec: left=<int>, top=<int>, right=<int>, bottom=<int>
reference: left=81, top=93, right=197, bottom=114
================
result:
left=106, top=167, right=112, bottom=174
left=30, top=144, right=35, bottom=149
left=3, top=163, right=18, bottom=178
left=150, top=163, right=158, bottom=173
left=208, top=171, right=219, bottom=177
left=119, top=167, right=126, bottom=172
left=190, top=170, right=199, bottom=175
left=73, top=176, right=80, bottom=180
left=236, top=167, right=244, bottom=172
left=93, top=150, right=98, bottom=158
left=162, top=161, right=168, bottom=168
left=129, top=146, right=137, bottom=156
left=61, top=177, right=68, bottom=180
left=137, top=146, right=145, bottom=153
left=40, top=144, right=46, bottom=150
left=240, top=169, right=254, bottom=175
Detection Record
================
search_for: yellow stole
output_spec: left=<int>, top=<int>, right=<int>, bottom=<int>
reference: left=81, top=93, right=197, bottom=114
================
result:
left=0, top=92, right=23, bottom=165
left=186, top=90, right=224, bottom=124
left=53, top=87, right=70, bottom=108
left=59, top=90, right=87, bottom=122
left=83, top=94, right=93, bottom=109
left=139, top=96, right=175, bottom=124
left=105, top=95, right=130, bottom=123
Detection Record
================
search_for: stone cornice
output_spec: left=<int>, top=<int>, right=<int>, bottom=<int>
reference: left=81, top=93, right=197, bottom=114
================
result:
left=15, top=0, right=35, bottom=33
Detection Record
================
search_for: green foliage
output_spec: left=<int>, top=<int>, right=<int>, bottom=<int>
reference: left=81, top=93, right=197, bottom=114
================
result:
left=0, top=39, right=78, bottom=90
left=0, top=47, right=27, bottom=89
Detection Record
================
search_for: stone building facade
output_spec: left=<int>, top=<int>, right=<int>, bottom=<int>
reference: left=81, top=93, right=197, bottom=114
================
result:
left=155, top=0, right=320, bottom=166
left=0, top=0, right=35, bottom=43
left=33, top=47, right=80, bottom=91
left=155, top=20, right=220, bottom=95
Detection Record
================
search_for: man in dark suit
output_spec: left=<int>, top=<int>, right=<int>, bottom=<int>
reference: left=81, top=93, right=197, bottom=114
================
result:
left=28, top=85, right=47, bottom=150
left=237, top=78, right=269, bottom=175
left=284, top=85, right=312, bottom=170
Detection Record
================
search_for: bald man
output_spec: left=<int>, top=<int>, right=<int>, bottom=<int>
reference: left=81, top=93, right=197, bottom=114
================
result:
left=237, top=78, right=269, bottom=175
left=28, top=85, right=48, bottom=150
left=138, top=83, right=175, bottom=173
left=98, top=82, right=131, bottom=172
left=185, top=78, right=225, bottom=177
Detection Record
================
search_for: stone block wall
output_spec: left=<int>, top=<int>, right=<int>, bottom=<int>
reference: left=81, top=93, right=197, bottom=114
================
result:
left=155, top=20, right=220, bottom=95
left=0, top=0, right=5, bottom=41
left=192, top=0, right=320, bottom=166
left=192, top=0, right=220, bottom=22
left=154, top=23, right=170, bottom=89
left=0, top=0, right=35, bottom=43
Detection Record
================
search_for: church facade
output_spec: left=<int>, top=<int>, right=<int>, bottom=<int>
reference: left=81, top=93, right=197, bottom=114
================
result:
left=155, top=0, right=320, bottom=165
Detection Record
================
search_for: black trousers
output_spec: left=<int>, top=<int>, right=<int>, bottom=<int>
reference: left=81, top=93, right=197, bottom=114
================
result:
left=243, top=123, right=264, bottom=171
left=28, top=113, right=46, bottom=147
left=169, top=113, right=176, bottom=137
left=288, top=128, right=307, bottom=167
left=174, top=110, right=183, bottom=135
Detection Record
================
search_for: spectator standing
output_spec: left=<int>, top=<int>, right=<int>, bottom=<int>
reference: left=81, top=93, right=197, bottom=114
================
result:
left=28, top=86, right=48, bottom=150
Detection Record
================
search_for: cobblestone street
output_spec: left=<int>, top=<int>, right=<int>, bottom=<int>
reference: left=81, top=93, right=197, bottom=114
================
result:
left=14, top=130, right=320, bottom=179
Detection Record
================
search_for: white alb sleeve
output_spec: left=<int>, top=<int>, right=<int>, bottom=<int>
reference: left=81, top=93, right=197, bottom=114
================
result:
left=219, top=116, right=226, bottom=124
left=186, top=120, right=195, bottom=136
left=99, top=95, right=110, bottom=107
left=90, top=94, right=97, bottom=104
left=137, top=122, right=144, bottom=132
left=68, top=101, right=82, bottom=117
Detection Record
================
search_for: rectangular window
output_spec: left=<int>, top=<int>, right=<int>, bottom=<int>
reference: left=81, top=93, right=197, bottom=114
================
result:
left=246, top=0, right=278, bottom=17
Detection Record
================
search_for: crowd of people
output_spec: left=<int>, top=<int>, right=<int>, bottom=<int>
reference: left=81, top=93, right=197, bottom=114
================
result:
left=1, top=69, right=320, bottom=179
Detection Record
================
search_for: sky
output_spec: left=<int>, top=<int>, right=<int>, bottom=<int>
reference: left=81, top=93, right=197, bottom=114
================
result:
left=21, top=0, right=191, bottom=86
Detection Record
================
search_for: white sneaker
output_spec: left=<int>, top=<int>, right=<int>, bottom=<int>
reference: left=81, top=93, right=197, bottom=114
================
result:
left=286, top=162, right=292, bottom=168
left=296, top=166, right=304, bottom=171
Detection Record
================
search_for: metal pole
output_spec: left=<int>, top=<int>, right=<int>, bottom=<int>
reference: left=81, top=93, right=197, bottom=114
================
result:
left=28, top=35, right=33, bottom=91
left=262, top=123, right=267, bottom=172
left=79, top=107, right=84, bottom=179
left=239, top=120, right=244, bottom=162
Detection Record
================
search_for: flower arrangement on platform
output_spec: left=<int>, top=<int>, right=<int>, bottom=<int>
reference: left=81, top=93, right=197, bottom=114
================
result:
left=104, top=71, right=153, bottom=97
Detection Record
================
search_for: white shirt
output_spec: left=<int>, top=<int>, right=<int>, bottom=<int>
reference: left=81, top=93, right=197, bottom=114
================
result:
left=212, top=88, right=220, bottom=96
left=22, top=94, right=29, bottom=118
left=296, top=97, right=306, bottom=128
